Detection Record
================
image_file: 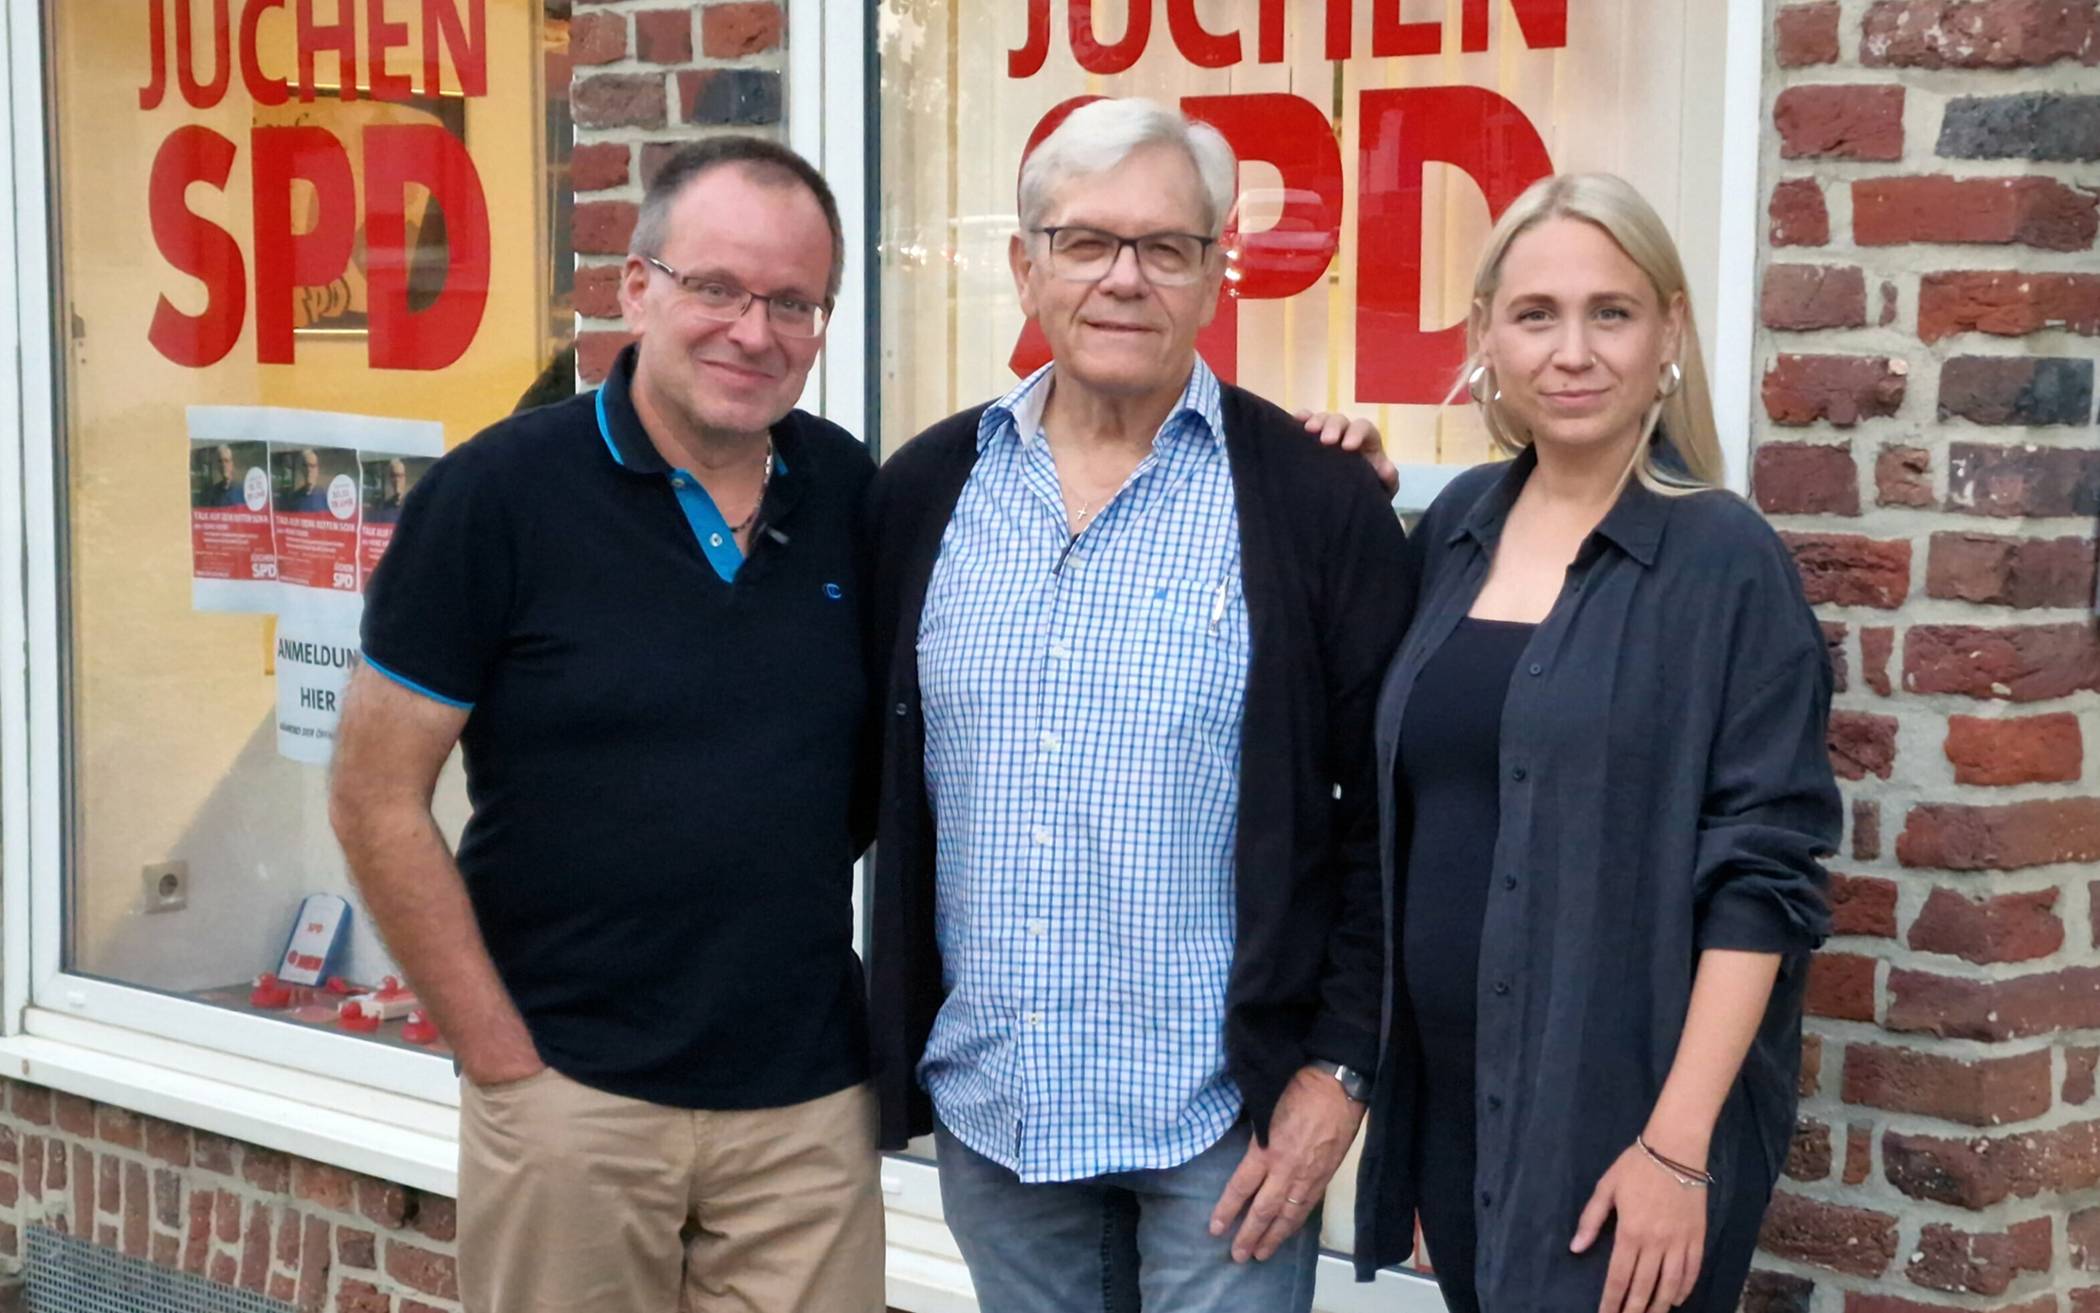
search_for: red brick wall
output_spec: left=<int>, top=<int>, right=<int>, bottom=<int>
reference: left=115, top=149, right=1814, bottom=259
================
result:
left=1750, top=2, right=2099, bottom=1309
left=0, top=1080, right=458, bottom=1312
left=567, top=0, right=789, bottom=384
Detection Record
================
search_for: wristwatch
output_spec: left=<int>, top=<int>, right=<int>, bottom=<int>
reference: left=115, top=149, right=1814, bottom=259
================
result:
left=1310, top=1059, right=1371, bottom=1103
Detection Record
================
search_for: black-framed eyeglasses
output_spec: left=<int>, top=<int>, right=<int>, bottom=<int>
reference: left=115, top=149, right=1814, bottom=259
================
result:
left=1030, top=226, right=1218, bottom=287
left=643, top=256, right=830, bottom=338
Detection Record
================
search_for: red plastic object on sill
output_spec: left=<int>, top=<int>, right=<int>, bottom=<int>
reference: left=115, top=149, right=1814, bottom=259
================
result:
left=401, top=1010, right=440, bottom=1045
left=249, top=973, right=292, bottom=1009
left=337, top=1001, right=382, bottom=1033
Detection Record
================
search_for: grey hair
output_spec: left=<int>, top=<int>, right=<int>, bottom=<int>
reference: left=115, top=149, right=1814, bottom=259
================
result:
left=1017, top=98, right=1237, bottom=238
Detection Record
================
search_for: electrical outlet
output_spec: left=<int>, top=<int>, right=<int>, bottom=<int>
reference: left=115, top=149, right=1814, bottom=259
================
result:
left=141, top=861, right=188, bottom=914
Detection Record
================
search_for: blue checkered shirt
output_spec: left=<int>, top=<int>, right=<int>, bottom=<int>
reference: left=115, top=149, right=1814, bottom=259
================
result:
left=916, top=358, right=1250, bottom=1183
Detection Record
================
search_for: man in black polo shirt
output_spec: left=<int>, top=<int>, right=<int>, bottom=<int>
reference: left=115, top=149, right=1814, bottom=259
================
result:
left=329, top=137, right=881, bottom=1313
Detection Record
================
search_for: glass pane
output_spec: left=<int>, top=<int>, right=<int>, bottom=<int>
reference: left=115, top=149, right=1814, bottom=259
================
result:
left=50, top=0, right=572, bottom=1055
left=874, top=0, right=1724, bottom=1263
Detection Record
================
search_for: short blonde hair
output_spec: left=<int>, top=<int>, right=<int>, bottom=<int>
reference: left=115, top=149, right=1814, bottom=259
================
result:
left=1461, top=173, right=1724, bottom=495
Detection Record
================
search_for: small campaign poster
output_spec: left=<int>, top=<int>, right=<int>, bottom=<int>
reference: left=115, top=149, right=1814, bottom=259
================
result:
left=187, top=435, right=275, bottom=609
left=269, top=443, right=364, bottom=593
left=184, top=406, right=442, bottom=762
left=357, top=454, right=433, bottom=585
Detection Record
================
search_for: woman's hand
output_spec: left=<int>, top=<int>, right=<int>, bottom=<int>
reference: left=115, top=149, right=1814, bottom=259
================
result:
left=1570, top=1142, right=1707, bottom=1313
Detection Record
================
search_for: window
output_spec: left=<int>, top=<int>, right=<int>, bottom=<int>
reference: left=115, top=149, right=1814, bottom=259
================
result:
left=34, top=0, right=569, bottom=1094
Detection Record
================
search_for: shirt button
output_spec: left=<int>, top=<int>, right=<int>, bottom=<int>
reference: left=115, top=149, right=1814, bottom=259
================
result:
left=1032, top=825, right=1053, bottom=846
left=1048, top=641, right=1070, bottom=660
left=671, top=476, right=688, bottom=489
left=1027, top=919, right=1047, bottom=937
left=1040, top=731, right=1060, bottom=752
left=1528, top=663, right=1543, bottom=676
left=708, top=532, right=725, bottom=547
left=894, top=701, right=909, bottom=717
left=1493, top=980, right=1511, bottom=997
left=1503, top=875, right=1517, bottom=891
left=1487, top=1094, right=1504, bottom=1111
left=1511, top=766, right=1528, bottom=782
left=1024, top=1013, right=1042, bottom=1027
left=1480, top=1190, right=1493, bottom=1207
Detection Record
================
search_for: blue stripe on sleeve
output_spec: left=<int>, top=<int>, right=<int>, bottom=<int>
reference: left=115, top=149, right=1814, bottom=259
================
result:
left=361, top=653, right=475, bottom=710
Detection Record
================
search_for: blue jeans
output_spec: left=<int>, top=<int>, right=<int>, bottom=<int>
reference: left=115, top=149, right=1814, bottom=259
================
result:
left=934, top=1120, right=1322, bottom=1313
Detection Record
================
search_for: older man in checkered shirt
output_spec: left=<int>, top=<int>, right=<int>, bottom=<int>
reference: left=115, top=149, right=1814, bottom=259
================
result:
left=863, top=98, right=1414, bottom=1312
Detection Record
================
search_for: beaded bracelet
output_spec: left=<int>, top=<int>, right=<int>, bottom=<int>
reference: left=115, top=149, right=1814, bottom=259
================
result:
left=1636, top=1134, right=1716, bottom=1189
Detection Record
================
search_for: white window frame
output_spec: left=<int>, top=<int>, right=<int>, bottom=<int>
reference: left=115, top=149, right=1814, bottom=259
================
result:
left=0, top=0, right=1764, bottom=1308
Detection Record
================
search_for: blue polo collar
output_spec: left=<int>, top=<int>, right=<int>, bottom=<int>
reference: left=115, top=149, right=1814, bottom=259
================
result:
left=593, top=343, right=797, bottom=582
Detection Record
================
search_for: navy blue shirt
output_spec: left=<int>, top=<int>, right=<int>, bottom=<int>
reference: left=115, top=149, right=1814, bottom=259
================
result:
left=1355, top=446, right=1839, bottom=1306
left=360, top=345, right=874, bottom=1109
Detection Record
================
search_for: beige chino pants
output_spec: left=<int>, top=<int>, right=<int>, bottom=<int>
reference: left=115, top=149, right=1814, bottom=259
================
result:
left=458, top=1067, right=885, bottom=1313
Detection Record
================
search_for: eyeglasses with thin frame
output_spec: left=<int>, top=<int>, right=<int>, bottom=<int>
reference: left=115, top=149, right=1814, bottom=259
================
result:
left=1030, top=226, right=1218, bottom=287
left=642, top=256, right=830, bottom=338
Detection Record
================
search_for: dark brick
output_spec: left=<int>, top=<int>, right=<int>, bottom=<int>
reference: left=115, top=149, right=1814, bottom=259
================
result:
left=1743, top=1269, right=1815, bottom=1313
left=1948, top=442, right=2100, bottom=518
left=2069, top=1047, right=2099, bottom=1104
left=1939, top=92, right=2100, bottom=161
left=678, top=69, right=783, bottom=126
left=1845, top=1122, right=1874, bottom=1184
left=1940, top=356, right=2096, bottom=426
left=570, top=11, right=626, bottom=65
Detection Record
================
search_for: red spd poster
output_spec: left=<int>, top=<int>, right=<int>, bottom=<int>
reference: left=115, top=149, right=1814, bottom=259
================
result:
left=357, top=454, right=434, bottom=586
left=269, top=443, right=363, bottom=593
left=188, top=436, right=274, bottom=600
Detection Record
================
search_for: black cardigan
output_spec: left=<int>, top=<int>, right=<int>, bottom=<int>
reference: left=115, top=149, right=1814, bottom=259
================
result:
left=862, top=385, right=1414, bottom=1151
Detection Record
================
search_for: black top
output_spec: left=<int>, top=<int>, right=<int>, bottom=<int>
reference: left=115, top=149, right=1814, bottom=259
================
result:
left=862, top=385, right=1414, bottom=1151
left=1398, top=616, right=1533, bottom=1313
left=1354, top=446, right=1840, bottom=1306
left=1400, top=616, right=1534, bottom=1047
left=361, top=345, right=874, bottom=1110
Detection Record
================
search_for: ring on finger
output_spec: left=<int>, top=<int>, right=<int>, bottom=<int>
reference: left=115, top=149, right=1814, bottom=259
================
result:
left=1285, top=1196, right=1307, bottom=1206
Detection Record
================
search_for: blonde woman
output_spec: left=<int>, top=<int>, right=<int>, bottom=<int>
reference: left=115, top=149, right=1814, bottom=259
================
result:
left=1350, top=175, right=1839, bottom=1312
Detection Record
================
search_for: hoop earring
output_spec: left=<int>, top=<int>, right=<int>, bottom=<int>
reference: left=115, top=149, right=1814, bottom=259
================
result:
left=1467, top=363, right=1500, bottom=404
left=1658, top=361, right=1683, bottom=399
